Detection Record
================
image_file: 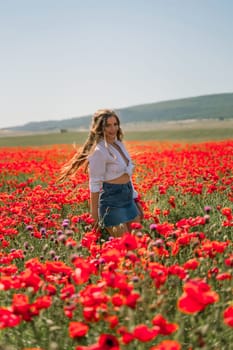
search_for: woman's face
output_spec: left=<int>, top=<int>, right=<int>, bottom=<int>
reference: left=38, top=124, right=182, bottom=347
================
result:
left=104, top=116, right=119, bottom=144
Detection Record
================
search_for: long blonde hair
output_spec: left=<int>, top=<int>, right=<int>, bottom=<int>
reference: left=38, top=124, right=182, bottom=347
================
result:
left=58, top=109, right=123, bottom=182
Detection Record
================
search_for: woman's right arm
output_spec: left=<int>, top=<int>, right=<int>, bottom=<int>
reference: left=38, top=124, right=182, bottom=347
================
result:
left=88, top=147, right=106, bottom=225
left=90, top=191, right=100, bottom=224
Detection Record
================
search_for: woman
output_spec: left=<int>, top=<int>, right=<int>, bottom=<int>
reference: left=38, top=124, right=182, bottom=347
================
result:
left=59, top=109, right=143, bottom=236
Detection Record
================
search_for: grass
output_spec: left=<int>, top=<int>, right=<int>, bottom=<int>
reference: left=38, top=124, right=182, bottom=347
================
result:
left=0, top=132, right=89, bottom=147
left=126, top=128, right=233, bottom=142
left=0, top=119, right=232, bottom=147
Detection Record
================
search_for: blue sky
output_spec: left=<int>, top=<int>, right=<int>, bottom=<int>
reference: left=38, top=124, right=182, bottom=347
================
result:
left=1, top=0, right=233, bottom=128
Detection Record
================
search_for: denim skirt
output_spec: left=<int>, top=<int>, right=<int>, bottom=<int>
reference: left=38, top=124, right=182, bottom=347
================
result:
left=99, top=181, right=139, bottom=227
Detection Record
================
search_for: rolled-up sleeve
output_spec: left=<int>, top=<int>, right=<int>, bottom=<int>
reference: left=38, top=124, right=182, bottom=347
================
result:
left=88, top=148, right=106, bottom=192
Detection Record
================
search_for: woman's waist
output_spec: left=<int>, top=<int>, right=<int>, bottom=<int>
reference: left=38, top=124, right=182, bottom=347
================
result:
left=104, top=173, right=130, bottom=184
left=100, top=178, right=133, bottom=203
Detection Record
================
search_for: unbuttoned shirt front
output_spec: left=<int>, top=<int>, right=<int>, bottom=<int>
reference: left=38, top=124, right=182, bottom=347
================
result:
left=88, top=139, right=138, bottom=198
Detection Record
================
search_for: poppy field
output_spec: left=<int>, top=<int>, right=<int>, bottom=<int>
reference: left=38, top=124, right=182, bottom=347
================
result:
left=0, top=140, right=233, bottom=350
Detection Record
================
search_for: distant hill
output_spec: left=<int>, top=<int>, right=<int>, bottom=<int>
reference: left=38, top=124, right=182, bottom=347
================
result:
left=4, top=93, right=233, bottom=132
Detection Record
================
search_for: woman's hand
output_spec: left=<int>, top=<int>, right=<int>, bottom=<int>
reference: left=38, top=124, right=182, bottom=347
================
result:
left=90, top=211, right=99, bottom=229
left=90, top=191, right=100, bottom=228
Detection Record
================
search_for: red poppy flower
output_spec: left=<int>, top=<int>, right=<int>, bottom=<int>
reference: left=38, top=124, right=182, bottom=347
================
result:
left=69, top=321, right=89, bottom=338
left=117, top=326, right=134, bottom=344
left=12, top=293, right=30, bottom=315
left=148, top=262, right=168, bottom=288
left=133, top=324, right=158, bottom=342
left=121, top=233, right=138, bottom=250
left=225, top=254, right=233, bottom=267
left=98, top=334, right=120, bottom=349
left=183, top=258, right=200, bottom=270
left=125, top=292, right=140, bottom=308
left=23, top=348, right=44, bottom=350
left=75, top=333, right=119, bottom=350
left=73, top=260, right=96, bottom=285
left=168, top=196, right=176, bottom=208
left=19, top=268, right=42, bottom=292
left=0, top=307, right=21, bottom=328
left=223, top=305, right=233, bottom=327
left=150, top=339, right=181, bottom=350
left=221, top=207, right=232, bottom=218
left=33, top=295, right=52, bottom=311
left=111, top=293, right=125, bottom=307
left=178, top=278, right=219, bottom=314
left=45, top=261, right=73, bottom=276
left=216, top=272, right=232, bottom=281
left=60, top=284, right=76, bottom=300
left=130, top=222, right=142, bottom=230
left=152, top=314, right=178, bottom=335
left=105, top=315, right=119, bottom=329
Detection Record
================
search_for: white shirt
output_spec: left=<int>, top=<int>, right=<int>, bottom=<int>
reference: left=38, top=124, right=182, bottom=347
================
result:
left=88, top=139, right=138, bottom=198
